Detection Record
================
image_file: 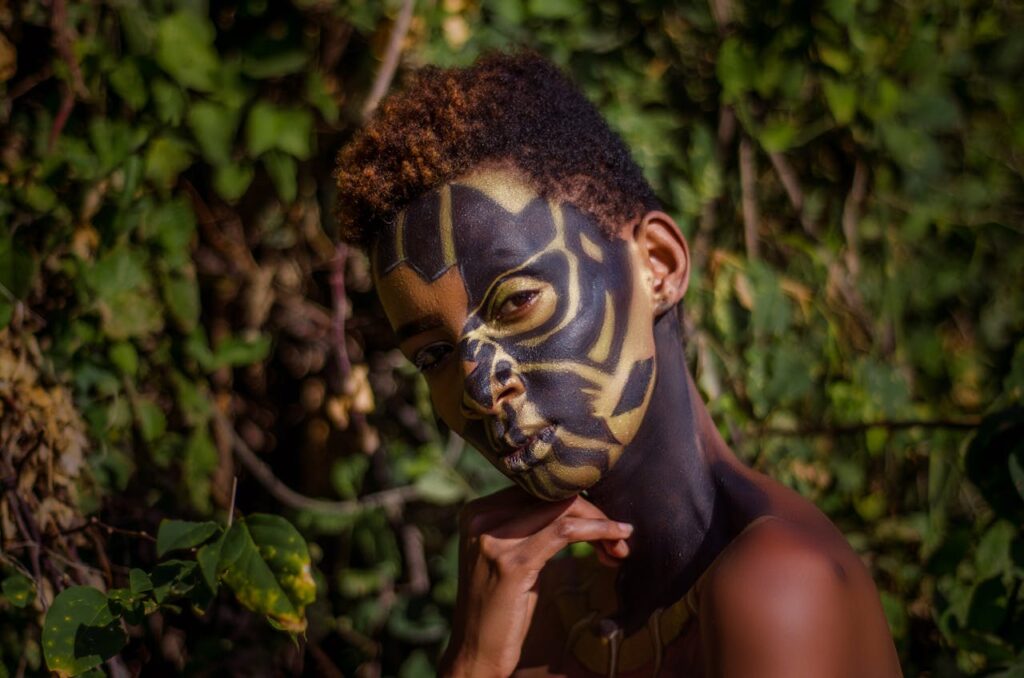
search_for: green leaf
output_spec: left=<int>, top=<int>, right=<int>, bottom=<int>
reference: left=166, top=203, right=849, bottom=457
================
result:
left=108, top=59, right=148, bottom=110
left=263, top=151, right=297, bottom=203
left=135, top=397, right=167, bottom=443
left=154, top=10, right=220, bottom=92
left=305, top=71, right=339, bottom=123
left=824, top=79, right=857, bottom=125
left=152, top=79, right=186, bottom=125
left=162, top=271, right=200, bottom=332
left=240, top=49, right=308, bottom=79
left=108, top=342, right=138, bottom=376
left=212, top=334, right=272, bottom=367
left=197, top=530, right=225, bottom=590
left=213, top=163, right=254, bottom=202
left=129, top=569, right=152, bottom=595
left=98, top=290, right=164, bottom=340
left=525, top=0, right=581, bottom=19
left=0, top=232, right=37, bottom=299
left=42, top=586, right=126, bottom=677
left=219, top=514, right=316, bottom=632
left=1, top=573, right=35, bottom=608
left=150, top=560, right=199, bottom=603
left=156, top=520, right=221, bottom=557
left=246, top=102, right=313, bottom=159
left=145, top=135, right=193, bottom=189
left=187, top=101, right=239, bottom=166
left=414, top=467, right=466, bottom=505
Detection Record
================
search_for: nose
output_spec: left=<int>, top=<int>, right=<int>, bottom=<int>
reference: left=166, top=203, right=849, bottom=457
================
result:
left=460, top=341, right=524, bottom=418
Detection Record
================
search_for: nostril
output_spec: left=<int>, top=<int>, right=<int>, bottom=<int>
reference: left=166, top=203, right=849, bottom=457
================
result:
left=494, top=360, right=513, bottom=385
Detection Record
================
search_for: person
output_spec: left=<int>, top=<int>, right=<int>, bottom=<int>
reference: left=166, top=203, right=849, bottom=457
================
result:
left=334, top=52, right=902, bottom=677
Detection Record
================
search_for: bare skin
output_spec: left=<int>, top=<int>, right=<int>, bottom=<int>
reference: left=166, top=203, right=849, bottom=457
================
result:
left=374, top=165, right=902, bottom=677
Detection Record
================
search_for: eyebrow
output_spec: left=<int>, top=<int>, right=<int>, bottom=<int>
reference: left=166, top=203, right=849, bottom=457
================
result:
left=395, top=313, right=446, bottom=343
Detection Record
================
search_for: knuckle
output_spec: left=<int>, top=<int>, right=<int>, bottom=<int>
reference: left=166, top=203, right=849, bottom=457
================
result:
left=477, top=533, right=500, bottom=559
left=495, top=550, right=528, bottom=577
left=553, top=517, right=577, bottom=541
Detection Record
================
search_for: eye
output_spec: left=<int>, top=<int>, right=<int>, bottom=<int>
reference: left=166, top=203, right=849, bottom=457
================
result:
left=495, top=290, right=539, bottom=322
left=412, top=342, right=453, bottom=373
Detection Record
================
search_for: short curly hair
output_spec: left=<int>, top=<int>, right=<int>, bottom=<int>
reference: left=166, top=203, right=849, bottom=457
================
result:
left=334, top=51, right=659, bottom=250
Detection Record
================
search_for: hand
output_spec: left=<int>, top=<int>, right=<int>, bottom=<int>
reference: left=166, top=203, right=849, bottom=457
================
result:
left=439, top=486, right=633, bottom=677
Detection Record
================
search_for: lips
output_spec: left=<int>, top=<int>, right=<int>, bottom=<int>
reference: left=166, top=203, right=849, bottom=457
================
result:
left=500, top=425, right=555, bottom=474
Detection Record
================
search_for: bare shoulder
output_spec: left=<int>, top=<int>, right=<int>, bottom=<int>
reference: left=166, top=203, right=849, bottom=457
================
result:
left=700, top=517, right=901, bottom=678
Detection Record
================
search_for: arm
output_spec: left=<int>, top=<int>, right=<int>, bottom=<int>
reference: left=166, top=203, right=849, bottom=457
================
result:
left=440, top=487, right=632, bottom=678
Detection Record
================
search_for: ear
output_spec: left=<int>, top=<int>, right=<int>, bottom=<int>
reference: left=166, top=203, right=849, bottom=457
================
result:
left=632, top=211, right=690, bottom=315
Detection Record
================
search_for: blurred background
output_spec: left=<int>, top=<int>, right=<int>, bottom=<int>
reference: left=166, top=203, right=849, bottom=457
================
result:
left=1, top=0, right=1023, bottom=675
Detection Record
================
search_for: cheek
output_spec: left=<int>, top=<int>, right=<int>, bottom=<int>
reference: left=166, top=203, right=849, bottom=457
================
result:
left=426, top=371, right=466, bottom=435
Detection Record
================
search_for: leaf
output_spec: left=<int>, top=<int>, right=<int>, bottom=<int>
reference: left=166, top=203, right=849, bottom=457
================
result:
left=187, top=101, right=239, bottom=166
left=98, top=290, right=164, bottom=340
left=135, top=397, right=167, bottom=443
left=42, top=587, right=126, bottom=677
left=162, top=272, right=200, bottom=332
left=108, top=342, right=138, bottom=376
left=824, top=79, right=857, bottom=125
left=414, top=467, right=466, bottom=505
left=145, top=135, right=193, bottom=189
left=129, top=569, right=152, bottom=595
left=245, top=102, right=313, bottom=159
left=263, top=151, right=297, bottom=203
left=0, top=232, right=37, bottom=299
left=152, top=79, right=186, bottom=125
left=108, top=59, right=148, bottom=110
left=526, top=0, right=581, bottom=19
left=150, top=560, right=199, bottom=603
left=1, top=573, right=35, bottom=608
left=156, top=520, right=221, bottom=557
left=197, top=530, right=225, bottom=590
left=219, top=514, right=316, bottom=632
left=213, top=163, right=254, bottom=202
left=154, top=11, right=220, bottom=92
left=212, top=335, right=272, bottom=367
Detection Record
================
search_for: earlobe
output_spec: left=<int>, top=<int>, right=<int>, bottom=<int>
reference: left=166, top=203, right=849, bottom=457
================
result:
left=633, top=211, right=690, bottom=313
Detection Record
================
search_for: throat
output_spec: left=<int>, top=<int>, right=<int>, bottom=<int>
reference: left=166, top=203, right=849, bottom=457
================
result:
left=585, top=313, right=728, bottom=635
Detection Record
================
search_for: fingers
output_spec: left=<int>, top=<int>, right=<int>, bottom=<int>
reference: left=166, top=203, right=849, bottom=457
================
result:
left=523, top=516, right=634, bottom=566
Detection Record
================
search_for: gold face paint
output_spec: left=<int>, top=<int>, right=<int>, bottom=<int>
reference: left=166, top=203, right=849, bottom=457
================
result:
left=376, top=168, right=657, bottom=500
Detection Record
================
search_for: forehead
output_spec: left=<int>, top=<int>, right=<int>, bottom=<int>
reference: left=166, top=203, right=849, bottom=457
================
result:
left=374, top=169, right=572, bottom=304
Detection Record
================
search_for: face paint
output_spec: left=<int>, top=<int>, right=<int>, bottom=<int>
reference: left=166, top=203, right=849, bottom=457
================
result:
left=376, top=168, right=658, bottom=501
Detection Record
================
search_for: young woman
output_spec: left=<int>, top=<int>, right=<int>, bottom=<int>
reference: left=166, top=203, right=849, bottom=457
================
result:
left=334, top=52, right=902, bottom=677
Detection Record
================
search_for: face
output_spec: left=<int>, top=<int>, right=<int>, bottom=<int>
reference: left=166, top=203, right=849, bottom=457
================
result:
left=375, top=168, right=659, bottom=500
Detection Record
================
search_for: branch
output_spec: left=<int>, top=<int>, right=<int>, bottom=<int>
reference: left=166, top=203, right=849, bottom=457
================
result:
left=330, top=243, right=352, bottom=383
left=361, top=0, right=416, bottom=120
left=768, top=151, right=818, bottom=237
left=739, top=136, right=760, bottom=261
left=59, top=516, right=156, bottom=542
left=220, top=412, right=420, bottom=514
left=841, top=159, right=868, bottom=277
left=759, top=417, right=980, bottom=438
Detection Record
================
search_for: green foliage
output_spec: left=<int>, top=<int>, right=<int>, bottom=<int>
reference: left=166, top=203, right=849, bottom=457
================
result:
left=1, top=0, right=1021, bottom=675
left=41, top=516, right=314, bottom=676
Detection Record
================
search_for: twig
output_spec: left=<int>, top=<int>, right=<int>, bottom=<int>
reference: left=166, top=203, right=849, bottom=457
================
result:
left=768, top=151, right=818, bottom=237
left=739, top=136, right=760, bottom=261
left=221, top=412, right=420, bottom=514
left=330, top=244, right=352, bottom=384
left=400, top=524, right=429, bottom=595
left=59, top=516, right=156, bottom=542
left=361, top=0, right=416, bottom=120
left=759, top=417, right=980, bottom=438
left=841, top=159, right=868, bottom=277
left=227, top=476, right=238, bottom=528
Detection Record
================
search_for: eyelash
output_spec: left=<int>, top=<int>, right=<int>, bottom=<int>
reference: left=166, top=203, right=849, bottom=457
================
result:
left=413, top=342, right=453, bottom=373
left=494, top=290, right=539, bottom=322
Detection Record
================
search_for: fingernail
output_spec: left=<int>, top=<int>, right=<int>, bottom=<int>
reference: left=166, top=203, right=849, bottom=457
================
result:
left=618, top=522, right=633, bottom=534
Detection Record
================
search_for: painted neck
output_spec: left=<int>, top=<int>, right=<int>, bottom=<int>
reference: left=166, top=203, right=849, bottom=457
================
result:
left=585, top=311, right=731, bottom=635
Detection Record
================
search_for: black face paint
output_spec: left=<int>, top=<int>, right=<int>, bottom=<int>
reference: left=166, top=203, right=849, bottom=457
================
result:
left=376, top=169, right=657, bottom=500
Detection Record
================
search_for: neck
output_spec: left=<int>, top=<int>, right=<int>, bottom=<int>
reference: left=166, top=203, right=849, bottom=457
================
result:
left=586, top=312, right=742, bottom=635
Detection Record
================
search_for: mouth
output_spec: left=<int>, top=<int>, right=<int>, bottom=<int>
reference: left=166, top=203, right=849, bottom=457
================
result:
left=500, top=425, right=556, bottom=474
